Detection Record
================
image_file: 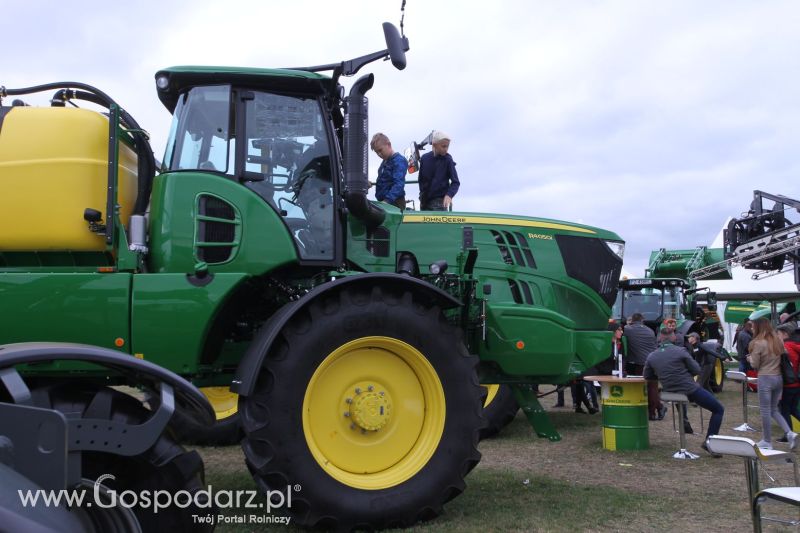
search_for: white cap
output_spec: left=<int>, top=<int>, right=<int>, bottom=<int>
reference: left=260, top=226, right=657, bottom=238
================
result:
left=432, top=130, right=450, bottom=143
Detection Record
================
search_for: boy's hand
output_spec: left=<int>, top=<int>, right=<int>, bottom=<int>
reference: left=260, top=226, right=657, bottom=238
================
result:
left=443, top=195, right=452, bottom=209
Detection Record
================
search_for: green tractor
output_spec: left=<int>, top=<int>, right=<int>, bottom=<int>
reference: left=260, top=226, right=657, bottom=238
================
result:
left=613, top=246, right=731, bottom=392
left=0, top=23, right=624, bottom=530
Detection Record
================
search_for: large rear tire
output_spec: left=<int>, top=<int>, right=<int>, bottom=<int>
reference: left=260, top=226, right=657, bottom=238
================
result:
left=33, top=385, right=212, bottom=533
left=170, top=386, right=243, bottom=446
left=479, top=384, right=519, bottom=439
left=240, top=286, right=483, bottom=529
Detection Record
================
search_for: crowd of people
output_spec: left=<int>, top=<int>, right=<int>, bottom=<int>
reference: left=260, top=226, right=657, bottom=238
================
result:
left=553, top=311, right=800, bottom=458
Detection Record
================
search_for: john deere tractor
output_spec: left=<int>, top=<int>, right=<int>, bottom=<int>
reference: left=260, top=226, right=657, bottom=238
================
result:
left=613, top=246, right=731, bottom=391
left=0, top=23, right=623, bottom=530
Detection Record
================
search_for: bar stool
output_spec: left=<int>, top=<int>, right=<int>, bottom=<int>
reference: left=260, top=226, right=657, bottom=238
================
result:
left=726, top=370, right=759, bottom=432
left=706, top=436, right=799, bottom=532
left=753, top=488, right=800, bottom=531
left=661, top=391, right=703, bottom=460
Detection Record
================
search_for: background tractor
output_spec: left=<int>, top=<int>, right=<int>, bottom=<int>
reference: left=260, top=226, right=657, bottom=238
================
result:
left=613, top=246, right=731, bottom=391
left=0, top=22, right=623, bottom=530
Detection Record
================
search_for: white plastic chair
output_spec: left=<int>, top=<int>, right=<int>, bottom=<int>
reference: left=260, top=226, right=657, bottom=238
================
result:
left=706, top=435, right=799, bottom=531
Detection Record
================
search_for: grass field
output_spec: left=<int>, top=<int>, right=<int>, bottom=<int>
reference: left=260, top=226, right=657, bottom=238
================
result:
left=196, top=380, right=800, bottom=532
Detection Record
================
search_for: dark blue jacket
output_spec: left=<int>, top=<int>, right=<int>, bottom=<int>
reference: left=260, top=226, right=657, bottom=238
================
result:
left=375, top=152, right=407, bottom=203
left=418, top=152, right=459, bottom=202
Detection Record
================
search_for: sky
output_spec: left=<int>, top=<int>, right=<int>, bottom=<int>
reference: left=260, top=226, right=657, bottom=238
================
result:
left=3, top=0, right=799, bottom=281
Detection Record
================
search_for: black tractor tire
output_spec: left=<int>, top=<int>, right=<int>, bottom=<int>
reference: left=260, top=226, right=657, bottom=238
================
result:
left=170, top=387, right=243, bottom=446
left=240, top=285, right=483, bottom=530
left=32, top=385, right=212, bottom=533
left=709, top=358, right=725, bottom=393
left=479, top=384, right=519, bottom=439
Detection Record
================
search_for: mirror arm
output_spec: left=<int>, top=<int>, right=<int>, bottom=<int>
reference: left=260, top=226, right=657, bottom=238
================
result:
left=290, top=46, right=400, bottom=77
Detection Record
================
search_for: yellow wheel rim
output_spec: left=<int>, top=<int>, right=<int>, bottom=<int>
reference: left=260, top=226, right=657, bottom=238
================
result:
left=200, top=387, right=239, bottom=420
left=483, top=384, right=501, bottom=408
left=714, top=359, right=723, bottom=387
left=302, top=336, right=445, bottom=490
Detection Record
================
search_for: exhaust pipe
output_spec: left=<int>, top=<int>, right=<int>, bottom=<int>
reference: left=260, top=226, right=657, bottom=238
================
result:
left=343, top=74, right=385, bottom=228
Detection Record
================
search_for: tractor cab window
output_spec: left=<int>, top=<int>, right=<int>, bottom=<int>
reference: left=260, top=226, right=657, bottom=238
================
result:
left=241, top=92, right=333, bottom=261
left=163, top=85, right=234, bottom=175
left=621, top=288, right=663, bottom=322
left=663, top=286, right=685, bottom=321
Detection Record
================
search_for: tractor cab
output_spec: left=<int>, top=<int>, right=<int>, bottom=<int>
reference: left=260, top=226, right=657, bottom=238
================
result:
left=614, top=278, right=690, bottom=333
left=157, top=73, right=338, bottom=262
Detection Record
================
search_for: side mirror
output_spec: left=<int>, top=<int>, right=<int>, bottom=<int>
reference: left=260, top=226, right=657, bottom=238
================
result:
left=707, top=291, right=717, bottom=311
left=383, top=22, right=409, bottom=70
left=689, top=299, right=698, bottom=319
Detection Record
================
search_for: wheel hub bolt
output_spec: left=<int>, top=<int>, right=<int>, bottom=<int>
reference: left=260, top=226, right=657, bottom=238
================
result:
left=368, top=385, right=374, bottom=392
left=355, top=387, right=362, bottom=395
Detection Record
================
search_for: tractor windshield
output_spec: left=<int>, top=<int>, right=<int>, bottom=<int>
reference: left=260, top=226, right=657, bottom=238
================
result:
left=620, top=288, right=663, bottom=321
left=617, top=285, right=686, bottom=323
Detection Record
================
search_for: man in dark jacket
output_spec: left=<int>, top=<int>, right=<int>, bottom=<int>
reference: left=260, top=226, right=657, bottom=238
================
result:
left=624, top=313, right=665, bottom=420
left=735, top=319, right=753, bottom=372
left=644, top=329, right=725, bottom=457
left=418, top=131, right=459, bottom=211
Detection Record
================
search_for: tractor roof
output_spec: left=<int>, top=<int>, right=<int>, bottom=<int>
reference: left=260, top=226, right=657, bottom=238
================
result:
left=155, top=66, right=333, bottom=113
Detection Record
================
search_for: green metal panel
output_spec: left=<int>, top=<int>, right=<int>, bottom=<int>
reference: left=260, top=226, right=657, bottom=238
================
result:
left=130, top=273, right=248, bottom=374
left=148, top=172, right=298, bottom=275
left=0, top=273, right=130, bottom=350
left=482, top=303, right=576, bottom=377
left=724, top=301, right=761, bottom=324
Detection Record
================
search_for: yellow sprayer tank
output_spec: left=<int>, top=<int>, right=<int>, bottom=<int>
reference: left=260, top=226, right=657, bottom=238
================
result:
left=0, top=106, right=138, bottom=251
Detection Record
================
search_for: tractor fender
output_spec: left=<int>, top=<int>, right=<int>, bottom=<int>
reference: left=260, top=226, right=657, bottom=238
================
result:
left=0, top=342, right=214, bottom=426
left=231, top=272, right=461, bottom=396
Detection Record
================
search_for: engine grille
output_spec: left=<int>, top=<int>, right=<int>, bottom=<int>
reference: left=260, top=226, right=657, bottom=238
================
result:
left=555, top=235, right=622, bottom=307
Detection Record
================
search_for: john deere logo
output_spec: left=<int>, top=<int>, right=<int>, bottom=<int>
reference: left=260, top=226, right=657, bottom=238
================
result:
left=610, top=385, right=623, bottom=397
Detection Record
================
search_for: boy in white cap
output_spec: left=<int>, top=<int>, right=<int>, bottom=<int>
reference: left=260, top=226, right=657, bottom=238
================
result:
left=418, top=131, right=460, bottom=211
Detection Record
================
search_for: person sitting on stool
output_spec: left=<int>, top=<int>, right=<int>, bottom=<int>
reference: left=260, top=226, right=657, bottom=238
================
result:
left=644, top=328, right=725, bottom=457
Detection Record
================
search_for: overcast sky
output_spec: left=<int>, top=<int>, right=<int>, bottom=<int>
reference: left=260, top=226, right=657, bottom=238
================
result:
left=3, top=0, right=798, bottom=280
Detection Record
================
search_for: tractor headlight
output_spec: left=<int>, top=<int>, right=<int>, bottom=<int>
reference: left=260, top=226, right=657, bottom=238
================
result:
left=429, top=260, right=448, bottom=275
left=156, top=74, right=170, bottom=91
left=604, top=240, right=625, bottom=260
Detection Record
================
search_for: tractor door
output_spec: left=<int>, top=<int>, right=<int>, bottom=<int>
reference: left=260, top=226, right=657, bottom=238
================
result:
left=238, top=90, right=340, bottom=264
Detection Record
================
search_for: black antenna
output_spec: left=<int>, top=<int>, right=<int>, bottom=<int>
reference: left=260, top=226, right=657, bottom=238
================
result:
left=400, top=0, right=406, bottom=37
